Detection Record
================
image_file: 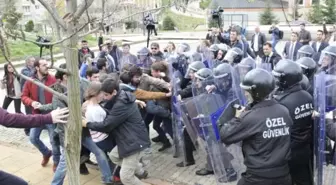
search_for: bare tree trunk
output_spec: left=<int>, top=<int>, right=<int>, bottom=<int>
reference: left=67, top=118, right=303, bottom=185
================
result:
left=64, top=1, right=82, bottom=185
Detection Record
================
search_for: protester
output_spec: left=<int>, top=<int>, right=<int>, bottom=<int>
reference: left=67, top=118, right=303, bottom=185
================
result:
left=1, top=64, right=22, bottom=114
left=0, top=107, right=68, bottom=185
left=21, top=57, right=61, bottom=172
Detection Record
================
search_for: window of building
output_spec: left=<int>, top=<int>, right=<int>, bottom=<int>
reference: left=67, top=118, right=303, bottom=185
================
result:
left=35, top=5, right=39, bottom=9
left=311, top=0, right=320, bottom=4
left=23, top=6, right=30, bottom=13
left=296, top=0, right=304, bottom=6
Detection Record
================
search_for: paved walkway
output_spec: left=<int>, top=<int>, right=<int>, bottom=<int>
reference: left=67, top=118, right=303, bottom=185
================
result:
left=0, top=144, right=184, bottom=185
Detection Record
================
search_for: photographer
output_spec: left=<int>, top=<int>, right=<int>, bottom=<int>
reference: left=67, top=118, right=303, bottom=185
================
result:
left=144, top=12, right=157, bottom=36
left=269, top=24, right=281, bottom=51
left=163, top=42, right=177, bottom=58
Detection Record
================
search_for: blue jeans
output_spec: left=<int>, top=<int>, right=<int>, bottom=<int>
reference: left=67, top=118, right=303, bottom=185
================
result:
left=96, top=135, right=116, bottom=172
left=51, top=137, right=113, bottom=185
left=51, top=147, right=66, bottom=185
left=29, top=124, right=60, bottom=164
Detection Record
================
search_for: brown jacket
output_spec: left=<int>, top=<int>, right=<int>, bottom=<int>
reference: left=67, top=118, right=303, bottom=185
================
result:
left=137, top=74, right=170, bottom=92
left=134, top=89, right=167, bottom=100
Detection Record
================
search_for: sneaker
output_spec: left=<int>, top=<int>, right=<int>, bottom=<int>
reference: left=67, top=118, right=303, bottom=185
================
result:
left=41, top=151, right=52, bottom=167
left=135, top=170, right=148, bottom=179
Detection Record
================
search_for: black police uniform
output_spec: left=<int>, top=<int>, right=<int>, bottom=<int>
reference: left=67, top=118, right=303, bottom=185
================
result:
left=273, top=60, right=314, bottom=185
left=220, top=99, right=293, bottom=185
left=220, top=68, right=292, bottom=185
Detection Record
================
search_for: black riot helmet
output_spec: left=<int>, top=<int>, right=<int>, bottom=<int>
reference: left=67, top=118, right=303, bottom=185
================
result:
left=194, top=68, right=214, bottom=81
left=272, top=59, right=303, bottom=90
left=240, top=68, right=275, bottom=103
left=191, top=52, right=203, bottom=62
left=210, top=44, right=220, bottom=59
left=297, top=45, right=315, bottom=59
left=299, top=74, right=310, bottom=91
left=185, top=61, right=206, bottom=79
left=236, top=58, right=256, bottom=82
left=223, top=47, right=243, bottom=64
left=213, top=63, right=233, bottom=91
left=296, top=57, right=317, bottom=79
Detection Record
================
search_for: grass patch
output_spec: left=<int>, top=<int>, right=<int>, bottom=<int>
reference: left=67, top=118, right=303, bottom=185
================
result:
left=162, top=10, right=205, bottom=31
left=0, top=34, right=98, bottom=64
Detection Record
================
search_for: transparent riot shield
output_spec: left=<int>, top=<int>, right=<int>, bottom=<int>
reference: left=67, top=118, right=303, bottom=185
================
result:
left=179, top=97, right=201, bottom=149
left=170, top=66, right=187, bottom=163
left=314, top=72, right=336, bottom=185
left=234, top=63, right=255, bottom=105
left=191, top=77, right=245, bottom=184
left=256, top=63, right=272, bottom=72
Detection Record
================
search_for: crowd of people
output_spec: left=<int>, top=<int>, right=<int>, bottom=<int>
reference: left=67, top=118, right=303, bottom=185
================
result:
left=0, top=21, right=335, bottom=185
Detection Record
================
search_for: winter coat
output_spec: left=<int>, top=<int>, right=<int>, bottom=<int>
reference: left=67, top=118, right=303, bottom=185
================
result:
left=87, top=90, right=151, bottom=158
left=21, top=74, right=57, bottom=114
left=0, top=107, right=52, bottom=128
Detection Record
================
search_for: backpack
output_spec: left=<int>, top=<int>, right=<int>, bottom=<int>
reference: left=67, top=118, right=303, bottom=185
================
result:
left=279, top=30, right=284, bottom=39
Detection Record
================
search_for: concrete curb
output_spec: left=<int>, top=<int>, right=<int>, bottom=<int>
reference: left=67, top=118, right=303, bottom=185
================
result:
left=1, top=37, right=202, bottom=70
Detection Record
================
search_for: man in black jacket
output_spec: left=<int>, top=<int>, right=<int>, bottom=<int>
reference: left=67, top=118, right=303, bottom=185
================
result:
left=83, top=79, right=150, bottom=185
left=272, top=60, right=314, bottom=185
left=220, top=68, right=292, bottom=185
left=262, top=43, right=282, bottom=70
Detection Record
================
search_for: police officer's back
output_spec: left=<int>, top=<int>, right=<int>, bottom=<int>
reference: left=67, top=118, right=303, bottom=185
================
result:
left=219, top=68, right=292, bottom=185
left=272, top=59, right=314, bottom=185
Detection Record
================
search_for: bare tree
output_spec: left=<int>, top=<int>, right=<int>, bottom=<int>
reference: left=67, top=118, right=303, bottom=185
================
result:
left=0, top=0, right=189, bottom=184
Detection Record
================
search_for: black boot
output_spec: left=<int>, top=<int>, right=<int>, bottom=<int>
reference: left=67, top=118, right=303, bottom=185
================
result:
left=158, top=141, right=172, bottom=152
left=195, top=168, right=214, bottom=176
left=176, top=161, right=195, bottom=167
left=151, top=136, right=162, bottom=143
left=80, top=163, right=89, bottom=175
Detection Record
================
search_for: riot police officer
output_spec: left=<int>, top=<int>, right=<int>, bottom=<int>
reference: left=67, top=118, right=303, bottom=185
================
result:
left=272, top=59, right=314, bottom=185
left=223, top=47, right=244, bottom=66
left=219, top=68, right=292, bottom=185
left=209, top=44, right=220, bottom=61
left=212, top=44, right=230, bottom=68
left=296, top=57, right=317, bottom=96
left=191, top=67, right=238, bottom=182
left=176, top=61, right=206, bottom=167
left=317, top=45, right=336, bottom=74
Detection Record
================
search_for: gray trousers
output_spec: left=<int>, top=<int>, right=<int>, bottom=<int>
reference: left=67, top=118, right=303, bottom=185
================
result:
left=109, top=147, right=144, bottom=185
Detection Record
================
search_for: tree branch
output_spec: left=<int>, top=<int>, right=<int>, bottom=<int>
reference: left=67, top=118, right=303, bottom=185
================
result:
left=73, top=0, right=95, bottom=19
left=37, top=0, right=66, bottom=30
left=100, top=0, right=106, bottom=29
left=4, top=21, right=92, bottom=46
left=79, top=5, right=171, bottom=37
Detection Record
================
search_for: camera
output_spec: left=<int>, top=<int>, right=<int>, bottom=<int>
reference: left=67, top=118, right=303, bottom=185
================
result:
left=36, top=36, right=51, bottom=49
left=211, top=6, right=224, bottom=19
